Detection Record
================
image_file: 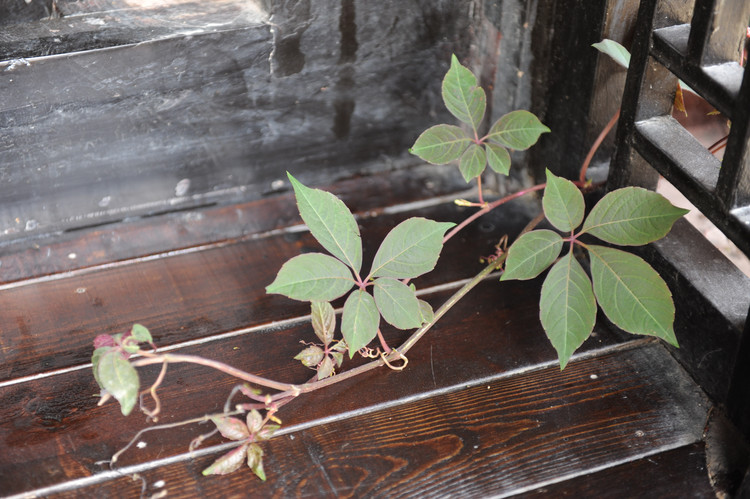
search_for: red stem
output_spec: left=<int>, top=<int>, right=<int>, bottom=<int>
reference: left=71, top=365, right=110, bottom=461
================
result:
left=579, top=109, right=620, bottom=184
left=443, top=183, right=547, bottom=244
left=476, top=175, right=485, bottom=205
left=708, top=135, right=728, bottom=154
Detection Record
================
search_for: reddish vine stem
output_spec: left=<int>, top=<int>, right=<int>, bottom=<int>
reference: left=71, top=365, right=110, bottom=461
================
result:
left=708, top=135, right=728, bottom=154
left=443, top=183, right=547, bottom=243
left=579, top=109, right=620, bottom=184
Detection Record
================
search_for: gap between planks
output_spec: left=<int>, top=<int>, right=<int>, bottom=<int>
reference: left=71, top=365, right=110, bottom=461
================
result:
left=0, top=188, right=475, bottom=293
left=3, top=338, right=657, bottom=499
left=0, top=273, right=482, bottom=389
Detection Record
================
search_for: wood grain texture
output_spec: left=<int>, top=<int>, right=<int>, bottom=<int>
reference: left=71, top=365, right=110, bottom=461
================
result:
left=0, top=196, right=534, bottom=382
left=0, top=164, right=468, bottom=283
left=0, top=276, right=627, bottom=495
left=521, top=442, right=713, bottom=498
left=43, top=344, right=708, bottom=498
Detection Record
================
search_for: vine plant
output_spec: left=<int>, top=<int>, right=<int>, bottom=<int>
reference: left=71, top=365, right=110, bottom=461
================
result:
left=91, top=55, right=688, bottom=481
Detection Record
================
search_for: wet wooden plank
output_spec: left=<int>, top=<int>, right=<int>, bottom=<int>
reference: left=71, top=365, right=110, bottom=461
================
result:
left=0, top=164, right=469, bottom=284
left=43, top=344, right=708, bottom=498
left=0, top=278, right=627, bottom=496
left=522, top=442, right=713, bottom=498
left=0, top=196, right=533, bottom=382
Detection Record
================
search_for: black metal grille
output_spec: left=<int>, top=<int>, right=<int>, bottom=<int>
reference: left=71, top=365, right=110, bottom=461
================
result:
left=607, top=0, right=750, bottom=436
left=610, top=0, right=750, bottom=256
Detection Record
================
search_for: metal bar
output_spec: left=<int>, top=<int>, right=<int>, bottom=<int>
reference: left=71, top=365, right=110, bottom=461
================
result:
left=716, top=63, right=750, bottom=210
left=686, top=0, right=715, bottom=64
left=653, top=25, right=743, bottom=119
left=607, top=0, right=660, bottom=190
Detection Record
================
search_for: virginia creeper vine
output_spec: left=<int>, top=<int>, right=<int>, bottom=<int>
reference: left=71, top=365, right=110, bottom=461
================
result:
left=91, top=53, right=688, bottom=482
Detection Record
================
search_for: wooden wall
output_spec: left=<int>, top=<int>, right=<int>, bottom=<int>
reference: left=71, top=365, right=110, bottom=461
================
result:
left=0, top=0, right=484, bottom=241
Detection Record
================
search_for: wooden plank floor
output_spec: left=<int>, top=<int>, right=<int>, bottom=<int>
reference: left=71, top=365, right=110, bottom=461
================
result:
left=0, top=168, right=715, bottom=497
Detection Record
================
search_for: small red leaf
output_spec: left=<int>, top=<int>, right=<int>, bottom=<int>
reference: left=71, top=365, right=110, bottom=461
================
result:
left=202, top=444, right=249, bottom=476
left=247, top=410, right=264, bottom=434
left=294, top=345, right=324, bottom=368
left=317, top=355, right=335, bottom=380
left=93, top=334, right=115, bottom=349
left=211, top=415, right=250, bottom=441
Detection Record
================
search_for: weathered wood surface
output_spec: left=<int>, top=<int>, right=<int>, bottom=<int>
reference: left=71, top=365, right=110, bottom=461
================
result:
left=0, top=190, right=534, bottom=382
left=0, top=170, right=714, bottom=497
left=42, top=344, right=708, bottom=498
left=0, top=164, right=469, bottom=284
left=523, top=442, right=713, bottom=498
left=0, top=0, right=473, bottom=241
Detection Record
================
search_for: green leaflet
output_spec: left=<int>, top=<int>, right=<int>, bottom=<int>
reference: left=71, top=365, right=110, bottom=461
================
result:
left=91, top=347, right=108, bottom=390
left=442, top=54, right=486, bottom=132
left=592, top=39, right=630, bottom=68
left=487, top=110, right=550, bottom=150
left=543, top=170, right=585, bottom=232
left=418, top=299, right=435, bottom=325
left=373, top=277, right=422, bottom=330
left=485, top=143, right=511, bottom=175
left=266, top=253, right=354, bottom=302
left=410, top=124, right=472, bottom=165
left=288, top=173, right=363, bottom=274
left=459, top=143, right=487, bottom=182
left=581, top=187, right=689, bottom=245
left=540, top=253, right=596, bottom=369
left=587, top=245, right=678, bottom=346
left=247, top=444, right=266, bottom=481
left=97, top=350, right=140, bottom=416
left=130, top=323, right=152, bottom=344
left=342, top=290, right=380, bottom=357
left=501, top=230, right=563, bottom=281
left=369, top=218, right=455, bottom=279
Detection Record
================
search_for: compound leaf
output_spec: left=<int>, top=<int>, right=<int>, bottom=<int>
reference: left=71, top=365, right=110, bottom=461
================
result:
left=543, top=169, right=585, bottom=232
left=540, top=253, right=596, bottom=369
left=373, top=277, right=422, bottom=330
left=202, top=444, right=249, bottom=476
left=370, top=218, right=455, bottom=279
left=342, top=290, right=380, bottom=357
left=97, top=350, right=139, bottom=416
left=500, top=230, right=564, bottom=281
left=487, top=110, right=550, bottom=150
left=266, top=253, right=354, bottom=302
left=288, top=173, right=362, bottom=274
left=442, top=54, right=486, bottom=131
left=587, top=245, right=678, bottom=346
left=485, top=143, right=511, bottom=175
left=581, top=187, right=689, bottom=245
left=410, top=124, right=472, bottom=165
left=459, top=143, right=487, bottom=182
